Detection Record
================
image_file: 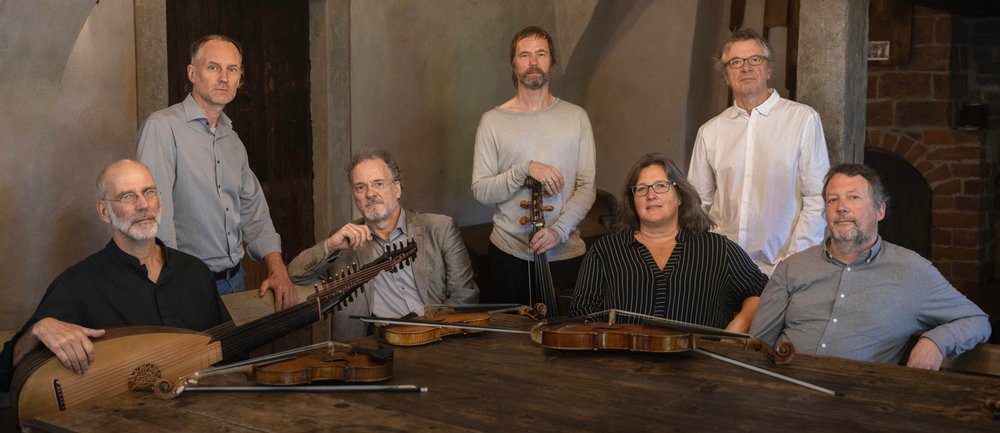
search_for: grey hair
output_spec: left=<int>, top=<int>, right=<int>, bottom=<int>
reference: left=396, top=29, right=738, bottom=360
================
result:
left=716, top=28, right=774, bottom=71
left=346, top=149, right=402, bottom=183
left=822, top=164, right=890, bottom=209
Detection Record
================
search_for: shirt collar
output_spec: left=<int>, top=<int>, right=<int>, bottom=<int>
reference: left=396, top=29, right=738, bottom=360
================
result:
left=726, top=89, right=780, bottom=119
left=103, top=238, right=171, bottom=272
left=369, top=208, right=407, bottom=241
left=626, top=227, right=689, bottom=247
left=823, top=236, right=883, bottom=267
left=182, top=93, right=232, bottom=134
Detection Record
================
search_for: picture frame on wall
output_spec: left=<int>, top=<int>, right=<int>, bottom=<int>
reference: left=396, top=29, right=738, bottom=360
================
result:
left=868, top=41, right=890, bottom=61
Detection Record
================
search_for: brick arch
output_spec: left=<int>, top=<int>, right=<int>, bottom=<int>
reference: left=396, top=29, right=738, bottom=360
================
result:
left=865, top=127, right=987, bottom=295
left=864, top=147, right=932, bottom=258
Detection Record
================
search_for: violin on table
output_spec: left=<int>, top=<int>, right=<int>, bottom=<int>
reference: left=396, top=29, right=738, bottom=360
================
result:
left=374, top=311, right=490, bottom=346
left=155, top=341, right=427, bottom=398
left=358, top=309, right=839, bottom=396
left=355, top=304, right=536, bottom=347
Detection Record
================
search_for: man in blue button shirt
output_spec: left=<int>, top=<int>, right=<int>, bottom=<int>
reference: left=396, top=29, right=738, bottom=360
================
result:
left=137, top=35, right=296, bottom=310
left=750, top=164, right=990, bottom=370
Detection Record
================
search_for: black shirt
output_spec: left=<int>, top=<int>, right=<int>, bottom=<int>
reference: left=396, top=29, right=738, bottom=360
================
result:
left=0, top=239, right=229, bottom=391
left=569, top=230, right=767, bottom=329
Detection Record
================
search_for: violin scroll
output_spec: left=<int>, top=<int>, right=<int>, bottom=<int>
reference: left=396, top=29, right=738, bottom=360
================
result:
left=745, top=339, right=795, bottom=365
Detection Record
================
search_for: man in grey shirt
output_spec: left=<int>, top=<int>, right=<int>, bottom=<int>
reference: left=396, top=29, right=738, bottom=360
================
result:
left=288, top=150, right=478, bottom=340
left=137, top=35, right=297, bottom=310
left=471, top=26, right=596, bottom=312
left=750, top=164, right=990, bottom=369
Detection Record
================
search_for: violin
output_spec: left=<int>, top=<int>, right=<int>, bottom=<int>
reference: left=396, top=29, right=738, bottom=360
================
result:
left=519, top=177, right=560, bottom=318
left=529, top=311, right=795, bottom=365
left=246, top=346, right=392, bottom=385
left=154, top=342, right=394, bottom=399
left=533, top=321, right=692, bottom=353
left=375, top=311, right=490, bottom=346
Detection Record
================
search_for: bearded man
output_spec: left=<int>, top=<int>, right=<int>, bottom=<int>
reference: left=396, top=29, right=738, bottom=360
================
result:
left=0, top=160, right=229, bottom=391
left=471, top=26, right=596, bottom=310
left=288, top=150, right=478, bottom=341
left=750, top=164, right=990, bottom=370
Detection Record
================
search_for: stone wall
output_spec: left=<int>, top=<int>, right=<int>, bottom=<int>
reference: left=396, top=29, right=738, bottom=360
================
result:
left=866, top=6, right=994, bottom=298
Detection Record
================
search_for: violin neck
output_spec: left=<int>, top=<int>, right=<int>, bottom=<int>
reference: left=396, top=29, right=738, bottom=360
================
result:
left=525, top=177, right=560, bottom=318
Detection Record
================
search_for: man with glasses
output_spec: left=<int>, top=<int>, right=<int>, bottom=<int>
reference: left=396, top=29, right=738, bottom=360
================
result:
left=472, top=26, right=596, bottom=309
left=688, top=28, right=830, bottom=275
left=288, top=150, right=478, bottom=340
left=137, top=34, right=297, bottom=309
left=0, top=160, right=228, bottom=390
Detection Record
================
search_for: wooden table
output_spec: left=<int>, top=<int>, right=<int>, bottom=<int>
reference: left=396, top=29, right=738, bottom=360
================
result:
left=21, top=316, right=1000, bottom=432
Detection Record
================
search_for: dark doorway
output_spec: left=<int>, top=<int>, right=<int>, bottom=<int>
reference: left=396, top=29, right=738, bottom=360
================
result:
left=165, top=0, right=314, bottom=276
left=165, top=1, right=314, bottom=348
left=864, top=148, right=931, bottom=259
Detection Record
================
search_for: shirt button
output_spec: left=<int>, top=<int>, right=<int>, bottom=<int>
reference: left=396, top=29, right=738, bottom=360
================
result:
left=846, top=267, right=852, bottom=271
left=821, top=343, right=827, bottom=348
left=832, top=318, right=838, bottom=323
left=840, top=294, right=845, bottom=298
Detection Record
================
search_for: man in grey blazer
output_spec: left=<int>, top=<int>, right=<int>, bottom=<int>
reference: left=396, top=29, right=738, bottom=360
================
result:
left=288, top=150, right=478, bottom=341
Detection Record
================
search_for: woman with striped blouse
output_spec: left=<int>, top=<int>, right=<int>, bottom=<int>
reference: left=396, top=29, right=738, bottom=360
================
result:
left=568, top=153, right=767, bottom=332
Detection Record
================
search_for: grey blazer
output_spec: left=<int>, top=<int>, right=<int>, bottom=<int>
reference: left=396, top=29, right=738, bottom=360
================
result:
left=287, top=210, right=479, bottom=341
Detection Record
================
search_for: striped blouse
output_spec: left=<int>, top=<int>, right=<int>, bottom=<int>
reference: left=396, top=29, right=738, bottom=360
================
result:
left=569, top=229, right=767, bottom=329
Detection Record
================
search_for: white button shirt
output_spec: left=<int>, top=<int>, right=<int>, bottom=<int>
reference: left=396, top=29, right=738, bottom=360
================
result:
left=689, top=90, right=830, bottom=275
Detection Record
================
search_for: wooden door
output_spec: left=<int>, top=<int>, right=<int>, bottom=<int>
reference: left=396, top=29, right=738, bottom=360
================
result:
left=166, top=0, right=316, bottom=350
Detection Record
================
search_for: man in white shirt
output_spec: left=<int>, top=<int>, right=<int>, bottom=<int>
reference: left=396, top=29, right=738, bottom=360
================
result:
left=688, top=28, right=830, bottom=275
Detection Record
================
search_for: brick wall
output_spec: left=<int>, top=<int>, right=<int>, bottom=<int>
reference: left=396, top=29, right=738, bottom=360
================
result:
left=866, top=6, right=992, bottom=296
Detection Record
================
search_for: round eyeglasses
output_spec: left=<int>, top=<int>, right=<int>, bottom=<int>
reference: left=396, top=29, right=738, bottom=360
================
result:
left=102, top=188, right=161, bottom=204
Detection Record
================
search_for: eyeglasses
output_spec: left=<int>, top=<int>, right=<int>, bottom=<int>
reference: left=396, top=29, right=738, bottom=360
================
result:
left=102, top=188, right=161, bottom=204
left=352, top=180, right=396, bottom=193
left=630, top=181, right=676, bottom=196
left=725, top=55, right=769, bottom=69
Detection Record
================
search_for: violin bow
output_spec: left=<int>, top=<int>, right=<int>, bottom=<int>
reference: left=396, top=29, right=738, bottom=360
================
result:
left=590, top=309, right=839, bottom=396
left=352, top=315, right=532, bottom=335
left=421, top=303, right=525, bottom=316
left=180, top=384, right=428, bottom=393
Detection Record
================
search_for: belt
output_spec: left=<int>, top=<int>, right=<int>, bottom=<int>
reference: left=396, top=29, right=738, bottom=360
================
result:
left=214, top=262, right=241, bottom=280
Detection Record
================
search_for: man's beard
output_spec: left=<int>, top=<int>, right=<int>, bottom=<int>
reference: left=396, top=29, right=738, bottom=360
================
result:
left=828, top=219, right=872, bottom=255
left=363, top=198, right=394, bottom=223
left=108, top=206, right=161, bottom=242
left=517, top=67, right=549, bottom=90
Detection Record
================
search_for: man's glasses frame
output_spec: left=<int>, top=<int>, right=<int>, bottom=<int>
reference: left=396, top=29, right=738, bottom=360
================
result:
left=102, top=188, right=161, bottom=204
left=725, top=55, right=769, bottom=69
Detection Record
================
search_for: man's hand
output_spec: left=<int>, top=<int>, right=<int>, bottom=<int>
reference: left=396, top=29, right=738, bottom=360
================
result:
left=528, top=161, right=564, bottom=196
left=906, top=337, right=944, bottom=370
left=17, top=318, right=105, bottom=374
left=529, top=227, right=560, bottom=254
left=260, top=252, right=299, bottom=311
left=325, top=223, right=372, bottom=252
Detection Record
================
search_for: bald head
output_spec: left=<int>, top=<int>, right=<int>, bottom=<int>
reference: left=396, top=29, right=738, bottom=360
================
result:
left=96, top=159, right=162, bottom=243
left=96, top=159, right=154, bottom=200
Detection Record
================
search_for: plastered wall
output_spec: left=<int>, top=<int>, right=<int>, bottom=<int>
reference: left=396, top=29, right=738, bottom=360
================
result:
left=342, top=0, right=730, bottom=227
left=0, top=0, right=138, bottom=331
